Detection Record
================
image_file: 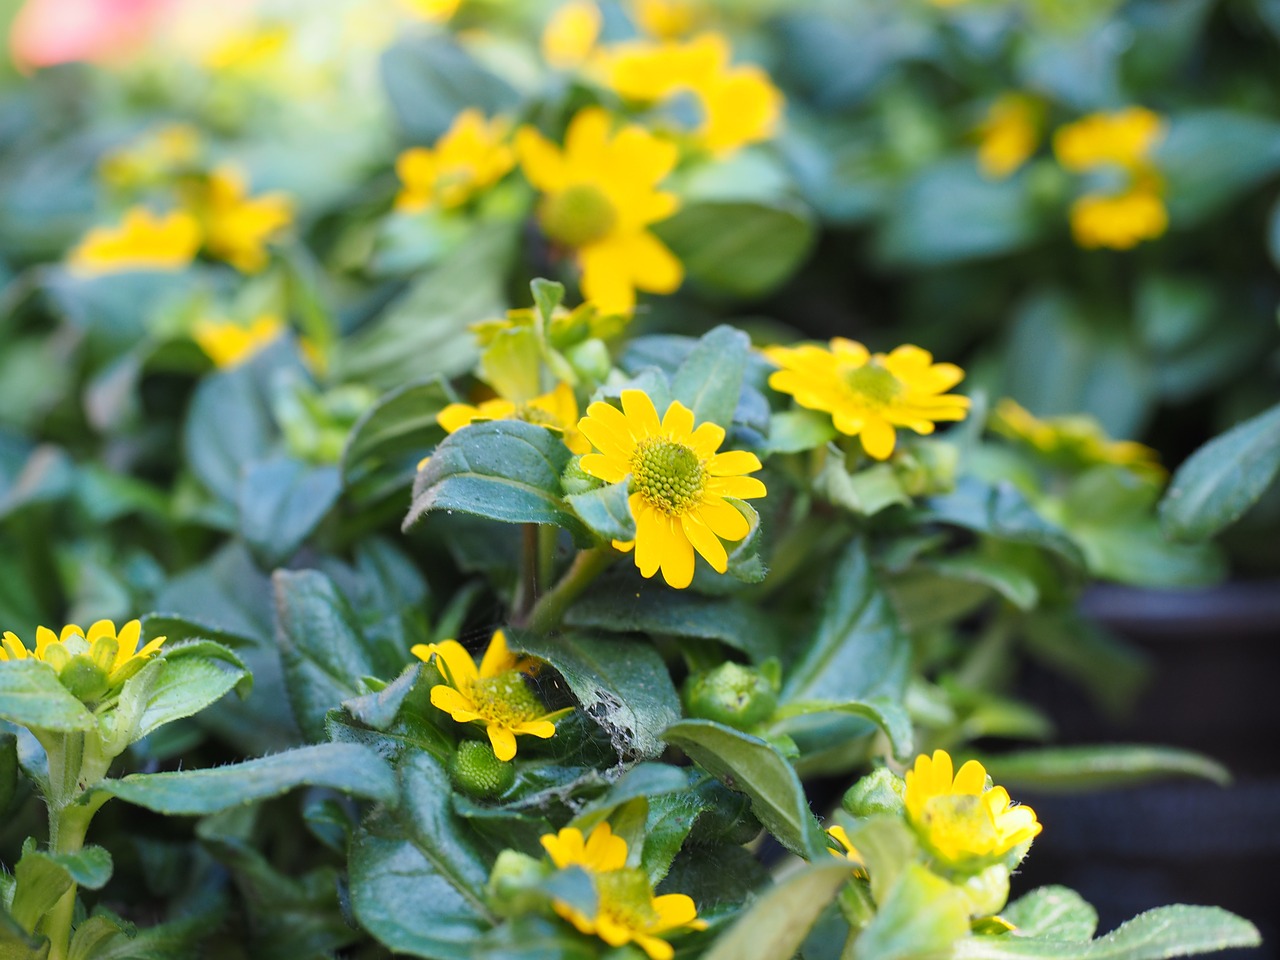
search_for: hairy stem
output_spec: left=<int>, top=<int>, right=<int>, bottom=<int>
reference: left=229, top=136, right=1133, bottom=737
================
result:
left=527, top=547, right=616, bottom=635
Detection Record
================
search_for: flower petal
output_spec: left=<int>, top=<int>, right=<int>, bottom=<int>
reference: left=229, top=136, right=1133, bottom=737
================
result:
left=661, top=400, right=695, bottom=440
left=697, top=496, right=750, bottom=542
left=859, top=417, right=897, bottom=460
left=681, top=512, right=728, bottom=573
left=621, top=389, right=662, bottom=438
left=706, top=474, right=767, bottom=500
left=427, top=639, right=479, bottom=687
left=430, top=685, right=480, bottom=722
left=488, top=725, right=518, bottom=762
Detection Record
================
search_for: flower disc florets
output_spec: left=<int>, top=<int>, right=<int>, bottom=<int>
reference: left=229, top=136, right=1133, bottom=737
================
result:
left=632, top=438, right=707, bottom=515
left=539, top=184, right=618, bottom=248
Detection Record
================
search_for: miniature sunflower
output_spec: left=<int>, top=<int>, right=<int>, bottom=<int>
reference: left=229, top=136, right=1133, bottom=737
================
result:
left=695, top=64, right=784, bottom=158
left=542, top=0, right=602, bottom=69
left=1053, top=107, right=1164, bottom=173
left=602, top=33, right=728, bottom=103
left=198, top=166, right=293, bottom=273
left=516, top=108, right=682, bottom=315
left=992, top=399, right=1163, bottom=477
left=766, top=339, right=970, bottom=461
left=67, top=207, right=202, bottom=275
left=1069, top=186, right=1168, bottom=250
left=541, top=822, right=629, bottom=874
left=977, top=94, right=1040, bottom=180
left=438, top=382, right=590, bottom=454
left=577, top=389, right=766, bottom=589
left=395, top=109, right=515, bottom=212
left=193, top=314, right=286, bottom=368
left=411, top=630, right=569, bottom=762
left=904, top=750, right=1041, bottom=868
left=1, top=620, right=166, bottom=699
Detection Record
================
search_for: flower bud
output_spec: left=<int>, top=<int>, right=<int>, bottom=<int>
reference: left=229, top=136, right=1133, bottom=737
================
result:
left=58, top=657, right=112, bottom=703
left=683, top=662, right=778, bottom=730
left=487, top=849, right=550, bottom=918
left=894, top=440, right=958, bottom=497
left=565, top=339, right=612, bottom=385
left=842, top=767, right=906, bottom=819
left=451, top=740, right=516, bottom=799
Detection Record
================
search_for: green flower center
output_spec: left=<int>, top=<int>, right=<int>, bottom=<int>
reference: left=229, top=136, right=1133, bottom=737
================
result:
left=843, top=362, right=903, bottom=409
left=595, top=868, right=659, bottom=930
left=469, top=671, right=546, bottom=727
left=631, top=438, right=707, bottom=516
left=515, top=404, right=565, bottom=430
left=539, top=184, right=618, bottom=248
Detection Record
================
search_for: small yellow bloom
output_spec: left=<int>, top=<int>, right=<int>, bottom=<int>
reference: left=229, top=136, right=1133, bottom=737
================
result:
left=695, top=65, right=784, bottom=158
left=198, top=167, right=293, bottom=274
left=766, top=339, right=970, bottom=461
left=1069, top=187, right=1168, bottom=250
left=543, top=0, right=602, bottom=69
left=193, top=315, right=286, bottom=368
left=628, top=0, right=706, bottom=39
left=395, top=110, right=515, bottom=212
left=100, top=123, right=202, bottom=189
left=978, top=94, right=1040, bottom=180
left=203, top=23, right=290, bottom=73
left=411, top=630, right=567, bottom=762
left=401, top=0, right=463, bottom=21
left=1, top=620, right=166, bottom=693
left=602, top=33, right=728, bottom=103
left=826, top=825, right=866, bottom=869
left=577, top=389, right=766, bottom=589
left=517, top=108, right=683, bottom=315
left=438, top=382, right=591, bottom=455
left=68, top=207, right=202, bottom=276
left=904, top=750, right=1041, bottom=867
left=991, top=399, right=1164, bottom=477
left=541, top=822, right=629, bottom=874
left=1053, top=107, right=1164, bottom=173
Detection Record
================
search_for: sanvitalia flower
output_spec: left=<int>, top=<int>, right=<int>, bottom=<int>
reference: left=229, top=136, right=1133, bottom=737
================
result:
left=198, top=166, right=293, bottom=273
left=67, top=207, right=202, bottom=275
left=602, top=32, right=727, bottom=103
left=1053, top=108, right=1164, bottom=173
left=628, top=0, right=705, bottom=38
left=1069, top=186, right=1168, bottom=250
left=577, top=389, right=766, bottom=589
left=438, top=382, right=590, bottom=454
left=411, top=630, right=568, bottom=762
left=978, top=94, right=1039, bottom=179
left=766, top=339, right=970, bottom=461
left=992, top=399, right=1163, bottom=477
left=1, top=620, right=166, bottom=696
left=193, top=315, right=285, bottom=368
left=541, top=822, right=628, bottom=874
left=696, top=65, right=784, bottom=157
left=904, top=750, right=1041, bottom=867
left=395, top=110, right=515, bottom=212
left=542, top=0, right=601, bottom=69
left=517, top=108, right=682, bottom=314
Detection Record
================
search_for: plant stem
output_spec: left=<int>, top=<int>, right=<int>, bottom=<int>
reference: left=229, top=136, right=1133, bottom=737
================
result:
left=513, top=524, right=541, bottom=620
left=42, top=732, right=92, bottom=960
left=526, top=547, right=615, bottom=635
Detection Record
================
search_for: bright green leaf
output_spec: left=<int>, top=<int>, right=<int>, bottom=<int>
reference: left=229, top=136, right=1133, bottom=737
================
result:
left=0, top=660, right=96, bottom=733
left=672, top=325, right=751, bottom=428
left=567, top=482, right=635, bottom=542
left=701, top=861, right=852, bottom=960
left=978, top=745, right=1230, bottom=792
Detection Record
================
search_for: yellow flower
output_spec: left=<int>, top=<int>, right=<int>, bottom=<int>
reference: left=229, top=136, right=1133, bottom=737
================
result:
left=438, top=382, right=591, bottom=455
left=517, top=108, right=683, bottom=315
left=765, top=339, right=970, bottom=461
left=991, top=399, right=1164, bottom=477
left=1069, top=187, right=1168, bottom=250
left=1053, top=108, right=1164, bottom=173
left=978, top=94, right=1040, bottom=180
left=100, top=123, right=202, bottom=189
left=695, top=64, right=784, bottom=158
left=401, top=0, right=463, bottom=21
left=1, top=620, right=166, bottom=692
left=601, top=33, right=728, bottom=104
left=203, top=23, right=290, bottom=73
left=411, top=630, right=568, bottom=762
left=193, top=315, right=286, bottom=368
left=199, top=167, right=293, bottom=274
left=541, top=822, right=629, bottom=874
left=826, top=825, right=866, bottom=869
left=67, top=207, right=202, bottom=276
left=577, top=389, right=766, bottom=589
left=543, top=0, right=602, bottom=69
left=628, top=0, right=705, bottom=39
left=395, top=110, right=516, bottom=212
left=904, top=750, right=1041, bottom=866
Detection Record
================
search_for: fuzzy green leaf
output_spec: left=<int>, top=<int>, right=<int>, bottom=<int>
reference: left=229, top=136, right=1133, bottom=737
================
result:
left=0, top=660, right=96, bottom=732
left=567, top=481, right=635, bottom=542
left=978, top=745, right=1231, bottom=792
left=672, top=325, right=752, bottom=428
left=343, top=378, right=454, bottom=483
left=1003, top=887, right=1098, bottom=941
left=701, top=861, right=852, bottom=960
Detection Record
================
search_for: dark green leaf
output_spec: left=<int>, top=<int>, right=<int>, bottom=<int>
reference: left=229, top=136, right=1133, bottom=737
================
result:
left=12, top=843, right=113, bottom=933
left=0, top=732, right=15, bottom=814
left=238, top=457, right=342, bottom=568
left=473, top=915, right=595, bottom=960
left=927, top=553, right=1039, bottom=611
left=920, top=476, right=1084, bottom=566
left=672, top=325, right=752, bottom=429
left=1159, top=111, right=1280, bottom=224
left=0, top=660, right=96, bottom=732
left=773, top=697, right=913, bottom=762
left=342, top=377, right=454, bottom=483
left=701, top=861, right=852, bottom=960
left=768, top=409, right=838, bottom=454
left=567, top=482, right=635, bottom=542
left=134, top=654, right=249, bottom=742
left=978, top=745, right=1230, bottom=793
left=380, top=36, right=518, bottom=143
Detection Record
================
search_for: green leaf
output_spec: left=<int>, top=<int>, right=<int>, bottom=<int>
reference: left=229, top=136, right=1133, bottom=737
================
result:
left=349, top=752, right=494, bottom=959
left=405, top=420, right=586, bottom=542
left=0, top=660, right=96, bottom=732
left=0, top=731, right=15, bottom=814
left=343, top=377, right=454, bottom=485
left=1003, top=887, right=1098, bottom=941
left=815, top=454, right=910, bottom=517
left=768, top=409, right=838, bottom=454
left=512, top=631, right=680, bottom=760
left=238, top=457, right=342, bottom=568
left=531, top=278, right=565, bottom=324
left=11, top=843, right=113, bottom=933
left=920, top=477, right=1084, bottom=566
left=953, top=905, right=1260, bottom=960
left=701, top=861, right=853, bottom=960
left=1159, top=110, right=1280, bottom=225
left=380, top=36, right=517, bottom=143
left=773, top=697, right=913, bottom=762
left=977, top=745, right=1230, bottom=793
left=663, top=719, right=827, bottom=858
left=838, top=816, right=918, bottom=906
left=854, top=864, right=970, bottom=960
left=1159, top=402, right=1280, bottom=541
left=134, top=653, right=249, bottom=742
left=672, top=325, right=751, bottom=428
left=66, top=915, right=128, bottom=960
left=927, top=553, right=1039, bottom=611
left=91, top=742, right=396, bottom=815
left=567, top=482, right=635, bottom=542
left=0, top=901, right=49, bottom=957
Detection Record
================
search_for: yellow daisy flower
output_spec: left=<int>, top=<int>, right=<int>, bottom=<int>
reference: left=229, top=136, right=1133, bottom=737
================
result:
left=628, top=0, right=706, bottom=39
left=602, top=32, right=728, bottom=103
left=395, top=109, right=516, bottom=212
left=1, top=620, right=166, bottom=694
left=904, top=750, right=1041, bottom=867
left=411, top=630, right=568, bottom=762
left=1069, top=187, right=1168, bottom=250
left=991, top=399, right=1163, bottom=477
left=516, top=107, right=683, bottom=315
left=199, top=166, right=293, bottom=274
left=977, top=94, right=1040, bottom=180
left=438, top=382, right=590, bottom=455
left=542, top=0, right=602, bottom=69
left=541, top=822, right=629, bottom=874
left=696, top=65, right=784, bottom=158
left=193, top=314, right=286, bottom=368
left=577, top=389, right=766, bottom=589
left=1053, top=107, right=1164, bottom=173
left=67, top=207, right=202, bottom=276
left=765, top=339, right=970, bottom=461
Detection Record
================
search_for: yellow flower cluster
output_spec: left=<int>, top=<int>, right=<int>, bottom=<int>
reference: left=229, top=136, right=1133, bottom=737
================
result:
left=992, top=399, right=1164, bottom=478
left=1, top=620, right=166, bottom=692
left=541, top=822, right=707, bottom=960
left=438, top=382, right=590, bottom=454
left=1053, top=107, right=1168, bottom=250
left=395, top=110, right=516, bottom=212
left=977, top=94, right=1040, bottom=180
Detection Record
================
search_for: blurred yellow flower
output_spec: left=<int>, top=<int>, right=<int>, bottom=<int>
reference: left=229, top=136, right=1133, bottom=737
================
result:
left=577, top=389, right=766, bottom=589
left=517, top=108, right=683, bottom=314
left=1070, top=187, right=1168, bottom=250
left=203, top=23, right=290, bottom=73
left=542, top=0, right=602, bottom=69
left=904, top=750, right=1041, bottom=866
left=200, top=167, right=293, bottom=273
left=395, top=110, right=515, bottom=212
left=193, top=315, right=286, bottom=368
left=401, top=0, right=463, bottom=22
left=68, top=207, right=202, bottom=276
left=541, top=822, right=629, bottom=874
left=628, top=0, right=706, bottom=38
left=2, top=620, right=166, bottom=694
left=826, top=825, right=866, bottom=869
left=437, top=382, right=590, bottom=454
left=100, top=123, right=202, bottom=189
left=765, top=339, right=970, bottom=461
left=978, top=94, right=1040, bottom=179
left=1053, top=107, right=1164, bottom=173
left=696, top=65, right=784, bottom=157
left=992, top=399, right=1164, bottom=477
